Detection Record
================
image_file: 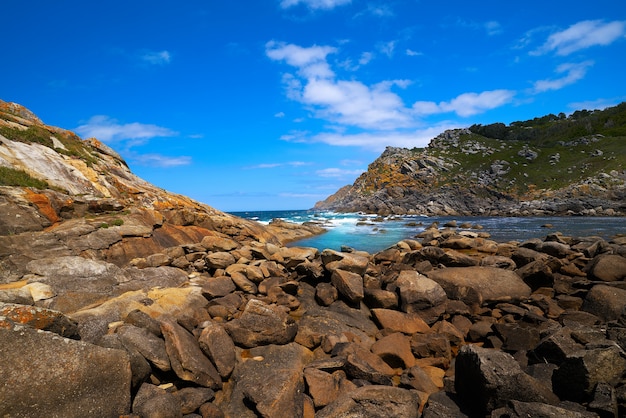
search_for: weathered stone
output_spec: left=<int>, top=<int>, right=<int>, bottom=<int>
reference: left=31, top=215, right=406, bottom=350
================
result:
left=422, top=391, right=469, bottom=418
left=400, top=365, right=441, bottom=394
left=161, top=317, right=222, bottom=389
left=336, top=342, right=396, bottom=385
left=426, top=266, right=531, bottom=306
left=198, top=321, right=236, bottom=379
left=582, top=284, right=626, bottom=322
left=395, top=269, right=448, bottom=313
left=172, top=387, right=215, bottom=415
left=331, top=269, right=364, bottom=305
left=132, top=383, right=182, bottom=418
left=218, top=343, right=313, bottom=418
left=491, top=400, right=599, bottom=418
left=97, top=333, right=152, bottom=390
left=410, top=333, right=452, bottom=362
left=229, top=271, right=258, bottom=293
left=0, top=302, right=78, bottom=338
left=492, top=322, right=541, bottom=352
left=224, top=298, right=298, bottom=347
left=371, top=332, right=415, bottom=369
left=371, top=308, right=431, bottom=334
left=116, top=323, right=171, bottom=371
left=321, top=249, right=370, bottom=275
left=0, top=324, right=132, bottom=417
left=124, top=308, right=162, bottom=336
left=316, top=385, right=421, bottom=418
left=303, top=368, right=356, bottom=408
left=315, top=282, right=338, bottom=306
left=200, top=275, right=237, bottom=298
left=586, top=254, right=626, bottom=281
left=531, top=326, right=583, bottom=365
left=363, top=288, right=398, bottom=309
left=455, top=344, right=559, bottom=415
left=552, top=344, right=626, bottom=402
left=201, top=235, right=240, bottom=252
left=205, top=252, right=236, bottom=269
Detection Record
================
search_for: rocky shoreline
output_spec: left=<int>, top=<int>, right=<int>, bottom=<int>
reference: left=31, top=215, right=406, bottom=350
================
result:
left=2, top=222, right=626, bottom=417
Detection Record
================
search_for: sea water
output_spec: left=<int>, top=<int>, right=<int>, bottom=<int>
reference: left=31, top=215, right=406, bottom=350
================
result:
left=230, top=210, right=625, bottom=254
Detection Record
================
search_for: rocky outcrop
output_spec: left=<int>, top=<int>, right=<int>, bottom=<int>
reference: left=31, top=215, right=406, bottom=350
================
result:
left=3, top=221, right=626, bottom=417
left=315, top=104, right=626, bottom=216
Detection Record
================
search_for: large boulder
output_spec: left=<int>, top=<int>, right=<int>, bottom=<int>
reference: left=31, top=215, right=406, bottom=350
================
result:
left=316, top=385, right=421, bottom=418
left=585, top=254, right=626, bottom=281
left=455, top=344, right=558, bottom=415
left=0, top=324, right=132, bottom=417
left=426, top=266, right=531, bottom=306
left=224, top=298, right=298, bottom=347
left=582, top=284, right=626, bottom=322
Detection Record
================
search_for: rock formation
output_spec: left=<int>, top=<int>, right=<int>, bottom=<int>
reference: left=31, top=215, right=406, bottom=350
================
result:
left=315, top=104, right=626, bottom=216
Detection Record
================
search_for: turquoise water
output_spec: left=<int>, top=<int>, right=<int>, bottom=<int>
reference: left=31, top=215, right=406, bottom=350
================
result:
left=230, top=210, right=626, bottom=253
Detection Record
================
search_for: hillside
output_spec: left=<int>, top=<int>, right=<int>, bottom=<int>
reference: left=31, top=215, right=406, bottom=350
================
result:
left=0, top=99, right=323, bottom=277
left=315, top=103, right=626, bottom=216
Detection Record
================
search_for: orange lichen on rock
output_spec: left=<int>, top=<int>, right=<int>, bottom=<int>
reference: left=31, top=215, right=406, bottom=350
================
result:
left=24, top=189, right=60, bottom=224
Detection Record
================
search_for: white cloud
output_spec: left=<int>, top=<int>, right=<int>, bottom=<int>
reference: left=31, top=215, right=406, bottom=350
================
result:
left=141, top=50, right=172, bottom=65
left=377, top=40, right=396, bottom=58
left=315, top=167, right=365, bottom=178
left=413, top=90, right=516, bottom=118
left=280, top=0, right=351, bottom=10
left=532, top=20, right=626, bottom=56
left=311, top=123, right=462, bottom=151
left=484, top=21, right=503, bottom=36
left=532, top=61, right=593, bottom=93
left=75, top=116, right=177, bottom=143
left=267, top=42, right=415, bottom=130
left=131, top=154, right=191, bottom=167
left=406, top=49, right=423, bottom=57
left=274, top=111, right=286, bottom=118
left=359, top=51, right=373, bottom=65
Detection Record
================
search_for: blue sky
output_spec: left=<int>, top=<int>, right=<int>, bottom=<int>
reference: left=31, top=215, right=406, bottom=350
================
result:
left=2, top=0, right=625, bottom=211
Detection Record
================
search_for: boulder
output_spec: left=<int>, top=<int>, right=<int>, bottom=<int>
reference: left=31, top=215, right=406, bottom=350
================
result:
left=455, top=344, right=558, bottom=415
left=303, top=368, right=356, bottom=408
left=116, top=323, right=171, bottom=371
left=321, top=249, right=370, bottom=275
left=0, top=302, right=78, bottom=338
left=316, top=385, right=421, bottom=418
left=198, top=321, right=236, bottom=379
left=331, top=269, right=364, bottom=305
left=160, top=317, right=222, bottom=389
left=132, top=383, right=182, bottom=418
left=218, top=343, right=313, bottom=418
left=586, top=254, right=626, bottom=281
left=426, top=266, right=531, bottom=306
left=370, top=308, right=431, bottom=334
left=224, top=298, right=298, bottom=347
left=370, top=332, right=415, bottom=369
left=395, top=270, right=448, bottom=314
left=552, top=344, right=626, bottom=402
left=0, top=324, right=132, bottom=417
left=582, top=284, right=626, bottom=322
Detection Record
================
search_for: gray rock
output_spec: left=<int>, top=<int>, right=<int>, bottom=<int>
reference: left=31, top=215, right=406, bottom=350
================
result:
left=331, top=269, right=364, bottom=305
left=132, top=383, right=182, bottom=418
left=426, top=266, right=531, bottom=306
left=224, top=298, right=298, bottom=347
left=552, top=345, right=626, bottom=402
left=395, top=269, right=447, bottom=313
left=491, top=400, right=599, bottom=418
left=316, top=385, right=421, bottom=418
left=172, top=387, right=215, bottom=415
left=161, top=317, right=222, bottom=389
left=198, top=321, right=236, bottom=379
left=582, top=284, right=626, bottom=322
left=217, top=343, right=313, bottom=418
left=455, top=344, right=559, bottom=415
left=321, top=249, right=370, bottom=275
left=0, top=324, right=132, bottom=417
left=116, top=323, right=171, bottom=371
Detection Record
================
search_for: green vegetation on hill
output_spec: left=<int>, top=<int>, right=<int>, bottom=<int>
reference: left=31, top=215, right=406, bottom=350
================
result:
left=0, top=167, right=49, bottom=189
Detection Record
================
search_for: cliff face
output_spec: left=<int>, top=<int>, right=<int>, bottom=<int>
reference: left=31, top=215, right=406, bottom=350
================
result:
left=0, top=99, right=321, bottom=279
left=315, top=104, right=626, bottom=216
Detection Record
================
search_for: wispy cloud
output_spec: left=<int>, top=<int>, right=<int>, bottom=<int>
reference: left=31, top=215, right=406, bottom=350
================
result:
left=279, top=0, right=351, bottom=10
left=532, top=20, right=626, bottom=56
left=406, top=49, right=423, bottom=57
left=131, top=153, right=192, bottom=167
left=532, top=61, right=594, bottom=93
left=413, top=90, right=516, bottom=118
left=140, top=50, right=172, bottom=65
left=315, top=167, right=365, bottom=178
left=377, top=40, right=396, bottom=58
left=310, top=123, right=463, bottom=151
left=451, top=18, right=503, bottom=36
left=75, top=116, right=177, bottom=144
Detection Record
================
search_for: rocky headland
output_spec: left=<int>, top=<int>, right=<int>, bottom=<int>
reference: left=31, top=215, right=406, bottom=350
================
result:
left=315, top=104, right=626, bottom=216
left=2, top=100, right=626, bottom=417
